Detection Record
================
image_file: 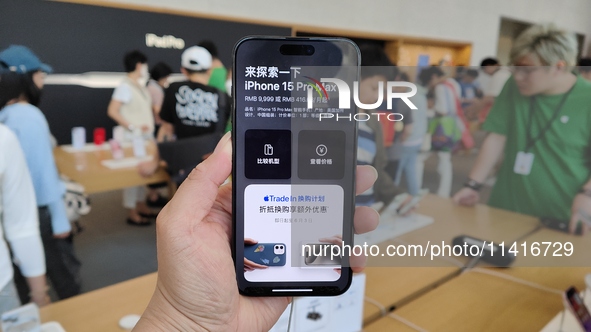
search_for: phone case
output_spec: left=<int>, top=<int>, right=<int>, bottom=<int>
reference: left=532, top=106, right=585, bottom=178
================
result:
left=245, top=243, right=286, bottom=267
left=563, top=287, right=591, bottom=331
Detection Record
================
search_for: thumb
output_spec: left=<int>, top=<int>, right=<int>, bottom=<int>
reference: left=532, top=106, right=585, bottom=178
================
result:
left=568, top=212, right=579, bottom=235
left=165, top=132, right=232, bottom=223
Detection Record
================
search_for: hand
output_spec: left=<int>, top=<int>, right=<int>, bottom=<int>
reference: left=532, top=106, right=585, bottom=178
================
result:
left=30, top=292, right=51, bottom=307
left=137, top=160, right=159, bottom=177
left=453, top=187, right=480, bottom=206
left=202, top=152, right=213, bottom=161
left=244, top=238, right=268, bottom=272
left=53, top=231, right=71, bottom=239
left=134, top=132, right=379, bottom=332
left=396, top=195, right=417, bottom=216
left=569, top=193, right=591, bottom=235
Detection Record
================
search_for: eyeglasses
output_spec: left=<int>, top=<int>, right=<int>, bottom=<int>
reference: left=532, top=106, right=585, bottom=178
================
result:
left=509, top=66, right=546, bottom=76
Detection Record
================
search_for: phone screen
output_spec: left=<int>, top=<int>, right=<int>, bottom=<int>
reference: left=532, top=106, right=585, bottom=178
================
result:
left=566, top=287, right=591, bottom=331
left=233, top=37, right=359, bottom=296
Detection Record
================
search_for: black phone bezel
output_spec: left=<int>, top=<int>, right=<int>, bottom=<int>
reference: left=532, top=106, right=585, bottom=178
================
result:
left=231, top=36, right=360, bottom=297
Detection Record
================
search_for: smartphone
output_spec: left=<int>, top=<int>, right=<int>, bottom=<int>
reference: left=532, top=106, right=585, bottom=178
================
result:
left=245, top=243, right=287, bottom=267
left=540, top=217, right=582, bottom=235
left=563, top=286, right=591, bottom=331
left=233, top=37, right=359, bottom=296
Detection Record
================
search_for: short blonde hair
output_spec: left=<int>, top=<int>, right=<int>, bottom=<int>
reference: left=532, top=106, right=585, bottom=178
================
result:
left=510, top=23, right=578, bottom=66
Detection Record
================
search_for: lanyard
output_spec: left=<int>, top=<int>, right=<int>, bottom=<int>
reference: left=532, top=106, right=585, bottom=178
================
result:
left=525, top=85, right=575, bottom=152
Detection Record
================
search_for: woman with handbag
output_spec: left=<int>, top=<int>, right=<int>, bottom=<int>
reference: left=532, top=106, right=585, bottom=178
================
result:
left=0, top=47, right=81, bottom=301
left=419, top=66, right=467, bottom=197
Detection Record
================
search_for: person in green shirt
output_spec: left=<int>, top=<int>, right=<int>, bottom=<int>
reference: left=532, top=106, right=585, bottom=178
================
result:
left=198, top=40, right=228, bottom=93
left=453, top=23, right=591, bottom=235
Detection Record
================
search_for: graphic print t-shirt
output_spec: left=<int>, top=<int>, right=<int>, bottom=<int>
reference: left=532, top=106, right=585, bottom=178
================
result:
left=160, top=81, right=230, bottom=139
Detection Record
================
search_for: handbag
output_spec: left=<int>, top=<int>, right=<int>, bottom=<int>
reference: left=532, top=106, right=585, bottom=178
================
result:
left=429, top=115, right=461, bottom=151
left=61, top=175, right=91, bottom=222
left=442, top=81, right=475, bottom=149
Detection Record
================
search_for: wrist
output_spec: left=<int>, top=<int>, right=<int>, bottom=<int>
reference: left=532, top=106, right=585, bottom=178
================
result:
left=464, top=178, right=483, bottom=192
left=134, top=287, right=208, bottom=332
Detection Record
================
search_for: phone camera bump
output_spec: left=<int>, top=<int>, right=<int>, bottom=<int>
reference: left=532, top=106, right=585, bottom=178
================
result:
left=274, top=244, right=285, bottom=255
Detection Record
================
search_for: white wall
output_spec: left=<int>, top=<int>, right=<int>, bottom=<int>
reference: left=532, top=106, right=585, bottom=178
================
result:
left=97, top=0, right=591, bottom=65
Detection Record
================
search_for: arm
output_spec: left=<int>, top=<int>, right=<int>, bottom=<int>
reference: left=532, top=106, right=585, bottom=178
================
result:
left=467, top=133, right=506, bottom=183
left=27, top=275, right=50, bottom=306
left=107, top=99, right=133, bottom=129
left=452, top=132, right=506, bottom=206
left=138, top=147, right=164, bottom=178
left=2, top=129, right=49, bottom=305
left=569, top=178, right=591, bottom=234
left=147, top=83, right=164, bottom=125
left=156, top=121, right=174, bottom=142
left=47, top=199, right=71, bottom=238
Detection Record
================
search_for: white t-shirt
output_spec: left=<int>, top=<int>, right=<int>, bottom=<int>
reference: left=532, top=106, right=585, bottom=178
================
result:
left=0, top=124, right=45, bottom=290
left=477, top=67, right=511, bottom=97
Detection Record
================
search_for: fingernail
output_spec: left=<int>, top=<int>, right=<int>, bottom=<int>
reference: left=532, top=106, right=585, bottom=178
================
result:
left=369, top=165, right=378, bottom=181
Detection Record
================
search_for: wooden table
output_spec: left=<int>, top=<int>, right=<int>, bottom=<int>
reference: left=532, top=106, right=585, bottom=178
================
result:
left=362, top=266, right=460, bottom=325
left=40, top=273, right=157, bottom=331
left=363, top=271, right=565, bottom=332
left=479, top=227, right=591, bottom=292
left=364, top=195, right=541, bottom=269
left=361, top=195, right=543, bottom=324
left=38, top=195, right=585, bottom=330
left=54, top=143, right=169, bottom=194
left=407, top=194, right=541, bottom=245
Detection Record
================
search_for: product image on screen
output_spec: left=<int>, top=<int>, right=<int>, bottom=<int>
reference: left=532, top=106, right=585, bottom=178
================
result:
left=233, top=37, right=360, bottom=296
left=245, top=243, right=287, bottom=267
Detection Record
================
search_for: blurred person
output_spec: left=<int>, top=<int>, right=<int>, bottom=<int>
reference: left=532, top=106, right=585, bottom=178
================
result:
left=144, top=62, right=173, bottom=209
left=224, top=68, right=233, bottom=133
left=416, top=88, right=435, bottom=191
left=0, top=46, right=81, bottom=300
left=453, top=24, right=591, bottom=235
left=107, top=50, right=156, bottom=226
left=158, top=46, right=230, bottom=141
left=146, top=61, right=173, bottom=133
left=454, top=65, right=466, bottom=82
left=0, top=122, right=49, bottom=314
left=225, top=68, right=232, bottom=96
left=139, top=46, right=230, bottom=182
left=199, top=40, right=233, bottom=134
left=198, top=40, right=228, bottom=93
left=355, top=45, right=403, bottom=208
left=578, top=57, right=591, bottom=82
left=476, top=57, right=511, bottom=123
left=393, top=72, right=429, bottom=196
left=0, top=45, right=49, bottom=106
left=419, top=66, right=465, bottom=197
left=384, top=71, right=414, bottom=188
left=132, top=133, right=379, bottom=331
left=458, top=69, right=481, bottom=110
left=477, top=57, right=511, bottom=100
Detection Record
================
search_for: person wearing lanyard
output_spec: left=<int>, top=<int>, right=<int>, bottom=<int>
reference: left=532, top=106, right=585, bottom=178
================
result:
left=453, top=23, right=591, bottom=235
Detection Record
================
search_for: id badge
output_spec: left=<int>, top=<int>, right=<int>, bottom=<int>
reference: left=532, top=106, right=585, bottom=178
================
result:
left=514, top=151, right=534, bottom=175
